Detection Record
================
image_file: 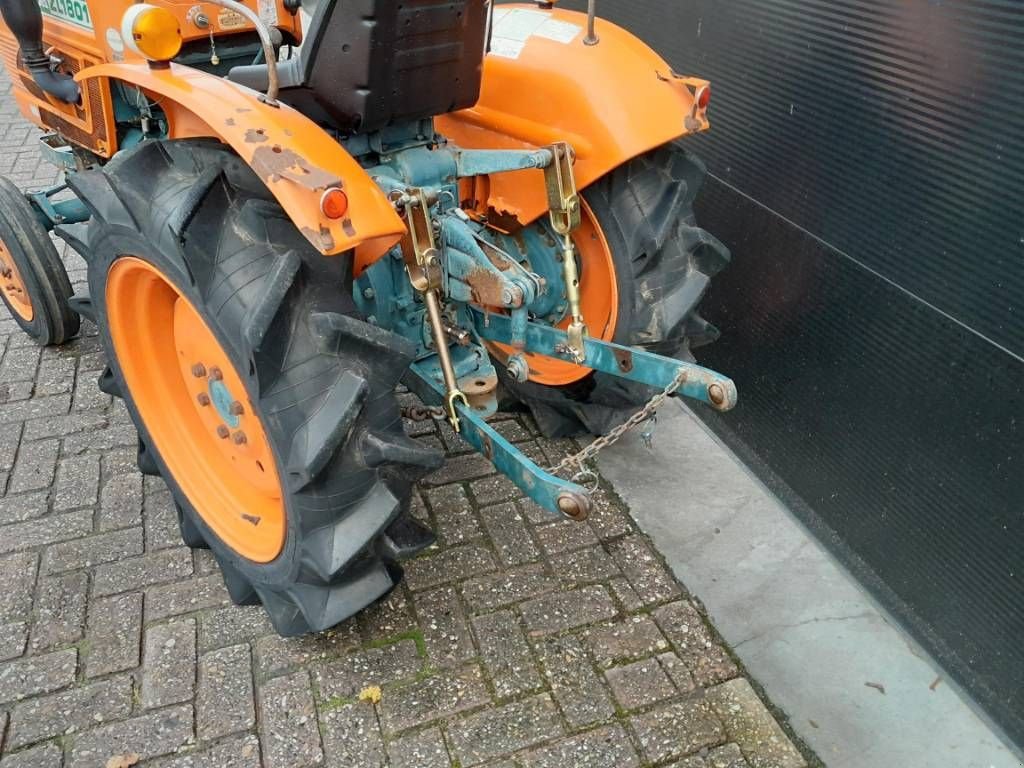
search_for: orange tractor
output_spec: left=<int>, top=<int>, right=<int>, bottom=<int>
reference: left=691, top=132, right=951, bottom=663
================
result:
left=0, top=0, right=734, bottom=635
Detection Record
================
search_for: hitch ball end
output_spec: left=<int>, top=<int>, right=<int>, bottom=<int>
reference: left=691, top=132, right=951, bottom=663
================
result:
left=556, top=491, right=590, bottom=521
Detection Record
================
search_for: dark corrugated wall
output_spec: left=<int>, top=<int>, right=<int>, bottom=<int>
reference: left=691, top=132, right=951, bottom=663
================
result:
left=564, top=0, right=1024, bottom=746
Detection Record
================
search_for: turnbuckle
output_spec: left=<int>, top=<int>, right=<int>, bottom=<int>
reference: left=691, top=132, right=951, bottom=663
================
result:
left=544, top=142, right=587, bottom=363
left=396, top=188, right=468, bottom=432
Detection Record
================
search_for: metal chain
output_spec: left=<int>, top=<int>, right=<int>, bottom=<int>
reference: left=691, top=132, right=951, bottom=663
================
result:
left=545, top=368, right=687, bottom=477
left=400, top=368, right=687, bottom=478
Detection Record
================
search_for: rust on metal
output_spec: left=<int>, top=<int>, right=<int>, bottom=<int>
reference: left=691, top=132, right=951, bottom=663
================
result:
left=244, top=127, right=268, bottom=143
left=485, top=206, right=523, bottom=234
left=481, top=434, right=494, bottom=461
left=458, top=372, right=498, bottom=412
left=708, top=382, right=726, bottom=406
left=465, top=268, right=508, bottom=307
left=556, top=490, right=591, bottom=521
left=613, top=348, right=634, bottom=373
left=250, top=145, right=341, bottom=191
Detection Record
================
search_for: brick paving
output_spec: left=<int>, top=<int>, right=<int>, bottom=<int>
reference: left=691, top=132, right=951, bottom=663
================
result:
left=0, top=68, right=812, bottom=767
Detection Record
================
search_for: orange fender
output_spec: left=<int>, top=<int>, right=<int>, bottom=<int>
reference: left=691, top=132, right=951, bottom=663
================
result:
left=436, top=5, right=710, bottom=229
left=76, top=62, right=405, bottom=261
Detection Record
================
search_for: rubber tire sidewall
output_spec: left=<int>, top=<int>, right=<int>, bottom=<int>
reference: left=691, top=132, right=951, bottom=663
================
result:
left=0, top=178, right=79, bottom=345
left=87, top=226, right=306, bottom=587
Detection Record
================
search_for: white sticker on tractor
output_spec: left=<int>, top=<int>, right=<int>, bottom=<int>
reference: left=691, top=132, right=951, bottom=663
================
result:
left=490, top=8, right=581, bottom=59
left=39, top=0, right=93, bottom=31
left=258, top=0, right=280, bottom=27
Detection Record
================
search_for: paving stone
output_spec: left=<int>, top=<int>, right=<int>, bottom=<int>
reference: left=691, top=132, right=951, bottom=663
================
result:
left=585, top=489, right=635, bottom=540
left=0, top=552, right=37, bottom=622
left=467, top=474, right=522, bottom=506
left=0, top=491, right=48, bottom=525
left=415, top=586, right=474, bottom=668
left=146, top=733, right=262, bottom=768
left=519, top=723, right=641, bottom=768
left=85, top=592, right=142, bottom=678
left=519, top=585, right=618, bottom=636
left=145, top=574, right=232, bottom=622
left=472, top=609, right=541, bottom=699
left=0, top=395, right=66, bottom=425
left=319, top=701, right=385, bottom=768
left=256, top=622, right=360, bottom=676
left=98, top=471, right=144, bottom=531
left=144, top=490, right=184, bottom=551
left=61, top=422, right=137, bottom=455
left=72, top=368, right=112, bottom=411
left=609, top=575, right=645, bottom=613
left=386, top=725, right=450, bottom=768
left=51, top=454, right=101, bottom=511
left=422, top=452, right=495, bottom=486
left=0, top=510, right=93, bottom=555
left=0, top=422, right=21, bottom=472
left=448, top=693, right=564, bottom=766
left=658, top=651, right=697, bottom=693
left=0, top=649, right=76, bottom=705
left=425, top=485, right=483, bottom=545
left=22, top=412, right=106, bottom=443
left=378, top=663, right=490, bottom=735
left=0, top=742, right=63, bottom=768
left=141, top=618, right=197, bottom=709
left=653, top=602, right=739, bottom=687
left=34, top=357, right=75, bottom=396
left=196, top=643, right=255, bottom=740
left=67, top=703, right=194, bottom=768
left=705, top=678, right=806, bottom=768
left=606, top=656, right=677, bottom=710
left=532, top=635, right=614, bottom=729
left=29, top=571, right=88, bottom=651
left=258, top=671, right=323, bottom=768
left=585, top=615, right=670, bottom=668
left=534, top=519, right=600, bottom=555
left=7, top=439, right=58, bottom=494
left=0, top=621, right=27, bottom=661
left=479, top=503, right=539, bottom=566
left=314, top=639, right=422, bottom=701
left=41, top=526, right=144, bottom=575
left=8, top=675, right=132, bottom=748
left=461, top=562, right=556, bottom=614
left=405, top=544, right=496, bottom=592
left=631, top=699, right=726, bottom=763
left=357, top=586, right=417, bottom=643
left=92, top=546, right=193, bottom=596
left=558, top=545, right=621, bottom=586
left=608, top=536, right=683, bottom=605
left=708, top=743, right=751, bottom=768
left=198, top=605, right=274, bottom=652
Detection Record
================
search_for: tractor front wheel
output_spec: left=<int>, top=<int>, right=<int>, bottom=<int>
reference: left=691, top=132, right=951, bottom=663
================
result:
left=0, top=177, right=79, bottom=345
left=73, top=139, right=442, bottom=636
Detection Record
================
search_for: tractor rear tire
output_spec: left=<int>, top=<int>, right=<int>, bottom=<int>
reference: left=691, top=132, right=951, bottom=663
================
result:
left=68, top=139, right=442, bottom=636
left=499, top=143, right=730, bottom=437
left=0, top=177, right=79, bottom=345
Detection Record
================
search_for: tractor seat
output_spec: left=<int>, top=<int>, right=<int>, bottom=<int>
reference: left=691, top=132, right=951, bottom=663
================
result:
left=228, top=0, right=489, bottom=135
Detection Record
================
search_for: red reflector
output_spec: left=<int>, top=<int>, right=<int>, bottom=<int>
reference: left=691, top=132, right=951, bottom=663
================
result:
left=695, top=85, right=711, bottom=110
left=320, top=188, right=349, bottom=219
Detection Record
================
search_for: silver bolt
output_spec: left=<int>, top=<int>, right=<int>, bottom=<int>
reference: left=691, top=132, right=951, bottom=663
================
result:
left=362, top=287, right=375, bottom=300
left=506, top=355, right=529, bottom=383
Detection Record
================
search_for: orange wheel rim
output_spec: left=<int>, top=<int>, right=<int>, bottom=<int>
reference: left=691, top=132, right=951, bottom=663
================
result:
left=0, top=238, right=34, bottom=322
left=488, top=199, right=618, bottom=386
left=106, top=257, right=285, bottom=562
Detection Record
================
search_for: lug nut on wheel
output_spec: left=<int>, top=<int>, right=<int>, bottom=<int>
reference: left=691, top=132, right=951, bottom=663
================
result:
left=208, top=367, right=223, bottom=382
left=196, top=393, right=210, bottom=407
left=216, top=425, right=230, bottom=439
left=229, top=401, right=244, bottom=416
left=232, top=431, right=247, bottom=445
left=191, top=363, right=207, bottom=378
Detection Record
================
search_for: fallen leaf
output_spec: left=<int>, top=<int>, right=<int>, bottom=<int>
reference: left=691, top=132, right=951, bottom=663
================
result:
left=358, top=685, right=382, bottom=704
left=106, top=755, right=141, bottom=768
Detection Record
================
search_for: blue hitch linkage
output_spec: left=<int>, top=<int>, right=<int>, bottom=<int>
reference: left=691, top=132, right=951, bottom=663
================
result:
left=406, top=312, right=737, bottom=522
